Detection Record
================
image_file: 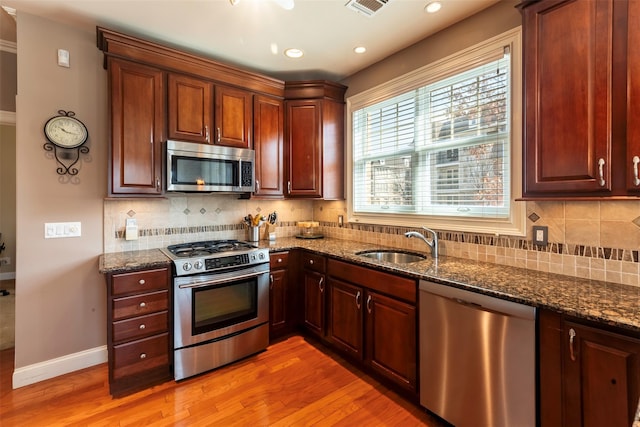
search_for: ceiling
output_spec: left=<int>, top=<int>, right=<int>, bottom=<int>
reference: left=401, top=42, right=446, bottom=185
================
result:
left=3, top=0, right=500, bottom=81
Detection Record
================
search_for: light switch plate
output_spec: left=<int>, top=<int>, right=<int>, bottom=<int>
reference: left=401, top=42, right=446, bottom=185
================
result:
left=45, top=222, right=81, bottom=239
left=532, top=225, right=548, bottom=247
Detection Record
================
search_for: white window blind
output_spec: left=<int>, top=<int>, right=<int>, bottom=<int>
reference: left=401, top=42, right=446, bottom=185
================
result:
left=352, top=47, right=511, bottom=220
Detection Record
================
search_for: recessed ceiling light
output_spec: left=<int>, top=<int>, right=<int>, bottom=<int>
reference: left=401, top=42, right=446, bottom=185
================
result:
left=425, top=1, right=441, bottom=13
left=354, top=46, right=367, bottom=54
left=284, top=48, right=304, bottom=59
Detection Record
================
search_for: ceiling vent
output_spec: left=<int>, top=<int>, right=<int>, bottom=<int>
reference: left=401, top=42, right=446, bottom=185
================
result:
left=345, top=0, right=389, bottom=17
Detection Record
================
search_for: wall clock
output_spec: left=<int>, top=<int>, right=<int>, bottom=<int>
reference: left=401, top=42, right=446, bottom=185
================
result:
left=43, top=110, right=90, bottom=176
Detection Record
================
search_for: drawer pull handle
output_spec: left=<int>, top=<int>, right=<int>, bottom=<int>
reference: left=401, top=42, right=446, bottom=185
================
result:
left=139, top=279, right=145, bottom=285
left=278, top=258, right=282, bottom=263
left=140, top=353, right=147, bottom=360
left=139, top=324, right=146, bottom=330
left=569, top=328, right=577, bottom=362
left=139, top=302, right=146, bottom=308
left=598, top=158, right=606, bottom=187
left=309, top=259, right=314, bottom=265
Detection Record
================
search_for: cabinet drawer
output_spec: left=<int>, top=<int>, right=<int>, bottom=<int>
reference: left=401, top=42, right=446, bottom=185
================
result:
left=301, top=252, right=326, bottom=273
left=112, top=311, right=168, bottom=343
left=112, top=268, right=168, bottom=296
left=270, top=252, right=289, bottom=269
left=113, top=290, right=168, bottom=321
left=328, top=259, right=416, bottom=303
left=112, top=333, right=169, bottom=380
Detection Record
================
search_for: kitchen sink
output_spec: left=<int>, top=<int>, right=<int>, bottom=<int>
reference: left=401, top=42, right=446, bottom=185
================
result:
left=356, top=250, right=426, bottom=264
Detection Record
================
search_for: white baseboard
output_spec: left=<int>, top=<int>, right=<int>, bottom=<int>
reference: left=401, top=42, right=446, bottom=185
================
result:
left=12, top=345, right=108, bottom=389
left=0, top=272, right=15, bottom=281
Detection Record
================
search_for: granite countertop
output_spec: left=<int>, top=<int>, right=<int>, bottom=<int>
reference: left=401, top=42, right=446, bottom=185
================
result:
left=99, top=237, right=640, bottom=333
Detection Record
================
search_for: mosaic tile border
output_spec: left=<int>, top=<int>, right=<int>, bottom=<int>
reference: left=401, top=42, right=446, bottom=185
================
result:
left=114, top=220, right=639, bottom=264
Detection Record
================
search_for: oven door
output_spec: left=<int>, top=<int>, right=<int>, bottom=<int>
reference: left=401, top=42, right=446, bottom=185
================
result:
left=173, top=263, right=269, bottom=349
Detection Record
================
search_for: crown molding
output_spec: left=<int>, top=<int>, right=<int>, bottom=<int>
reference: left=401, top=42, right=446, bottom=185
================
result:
left=0, top=39, right=16, bottom=54
left=0, top=110, right=16, bottom=125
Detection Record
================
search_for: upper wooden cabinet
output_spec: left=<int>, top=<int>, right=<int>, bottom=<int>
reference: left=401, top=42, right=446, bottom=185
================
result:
left=168, top=74, right=252, bottom=148
left=285, top=81, right=347, bottom=200
left=520, top=0, right=640, bottom=198
left=168, top=73, right=212, bottom=144
left=253, top=95, right=284, bottom=198
left=109, top=58, right=165, bottom=196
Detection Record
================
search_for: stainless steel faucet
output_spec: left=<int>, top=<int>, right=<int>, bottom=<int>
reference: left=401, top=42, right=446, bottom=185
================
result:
left=405, top=226, right=438, bottom=258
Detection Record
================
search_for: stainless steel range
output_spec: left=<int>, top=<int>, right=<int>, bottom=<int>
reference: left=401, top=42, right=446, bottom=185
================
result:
left=160, top=240, right=270, bottom=380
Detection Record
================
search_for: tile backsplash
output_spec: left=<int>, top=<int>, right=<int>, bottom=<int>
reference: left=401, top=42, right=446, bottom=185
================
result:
left=104, top=197, right=640, bottom=287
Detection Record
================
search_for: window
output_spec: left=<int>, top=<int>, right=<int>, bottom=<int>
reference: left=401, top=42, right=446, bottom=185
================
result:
left=347, top=28, right=524, bottom=236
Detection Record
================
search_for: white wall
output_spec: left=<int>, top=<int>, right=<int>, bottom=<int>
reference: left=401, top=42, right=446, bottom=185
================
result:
left=14, top=12, right=108, bottom=381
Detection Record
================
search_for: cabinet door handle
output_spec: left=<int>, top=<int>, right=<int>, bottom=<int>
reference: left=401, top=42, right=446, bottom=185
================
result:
left=287, top=181, right=291, bottom=194
left=569, top=328, right=577, bottom=362
left=633, top=156, right=640, bottom=186
left=269, top=274, right=274, bottom=289
left=355, top=291, right=361, bottom=309
left=318, top=276, right=324, bottom=292
left=205, top=125, right=210, bottom=143
left=156, top=177, right=160, bottom=191
left=598, top=158, right=606, bottom=187
left=256, top=180, right=260, bottom=192
left=366, top=295, right=372, bottom=314
left=217, top=127, right=221, bottom=143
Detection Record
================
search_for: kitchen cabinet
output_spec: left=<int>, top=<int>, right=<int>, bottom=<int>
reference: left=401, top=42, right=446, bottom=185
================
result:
left=538, top=310, right=640, bottom=427
left=301, top=251, right=327, bottom=338
left=168, top=73, right=212, bottom=144
left=105, top=266, right=172, bottom=396
left=284, top=81, right=346, bottom=200
left=520, top=0, right=640, bottom=198
left=327, top=278, right=363, bottom=360
left=108, top=58, right=165, bottom=196
left=254, top=95, right=284, bottom=198
left=269, top=251, right=293, bottom=339
left=326, top=259, right=417, bottom=394
left=168, top=73, right=252, bottom=148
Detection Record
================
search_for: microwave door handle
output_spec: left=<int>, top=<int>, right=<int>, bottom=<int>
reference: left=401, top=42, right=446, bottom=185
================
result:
left=178, top=270, right=265, bottom=289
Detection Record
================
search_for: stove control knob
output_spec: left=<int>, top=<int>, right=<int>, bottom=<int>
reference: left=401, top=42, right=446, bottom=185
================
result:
left=194, top=260, right=204, bottom=270
left=259, top=252, right=266, bottom=260
left=182, top=262, right=192, bottom=271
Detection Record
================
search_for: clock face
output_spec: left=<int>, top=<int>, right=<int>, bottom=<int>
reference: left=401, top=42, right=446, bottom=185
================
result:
left=44, top=116, right=88, bottom=148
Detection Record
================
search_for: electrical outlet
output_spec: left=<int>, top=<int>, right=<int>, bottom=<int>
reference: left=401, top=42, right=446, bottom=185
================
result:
left=338, top=215, right=344, bottom=227
left=0, top=257, right=10, bottom=266
left=533, top=225, right=548, bottom=247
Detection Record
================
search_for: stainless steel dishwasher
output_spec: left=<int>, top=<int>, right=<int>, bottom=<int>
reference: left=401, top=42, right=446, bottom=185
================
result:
left=419, top=280, right=536, bottom=427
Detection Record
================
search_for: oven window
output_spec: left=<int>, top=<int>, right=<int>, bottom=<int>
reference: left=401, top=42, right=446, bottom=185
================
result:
left=173, top=156, right=239, bottom=186
left=192, top=280, right=257, bottom=334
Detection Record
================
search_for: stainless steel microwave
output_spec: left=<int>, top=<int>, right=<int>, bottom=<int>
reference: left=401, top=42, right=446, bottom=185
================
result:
left=166, top=140, right=254, bottom=193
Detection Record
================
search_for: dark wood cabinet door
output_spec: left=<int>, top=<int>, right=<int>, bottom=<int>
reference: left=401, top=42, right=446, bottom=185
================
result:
left=365, top=290, right=417, bottom=392
left=563, top=321, right=640, bottom=427
left=109, top=59, right=164, bottom=195
left=327, top=279, right=363, bottom=360
left=303, top=270, right=325, bottom=337
left=214, top=85, right=252, bottom=148
left=254, top=95, right=284, bottom=197
left=285, top=100, right=322, bottom=197
left=269, top=269, right=288, bottom=335
left=627, top=0, right=640, bottom=193
left=522, top=0, right=613, bottom=196
left=168, top=73, right=213, bottom=144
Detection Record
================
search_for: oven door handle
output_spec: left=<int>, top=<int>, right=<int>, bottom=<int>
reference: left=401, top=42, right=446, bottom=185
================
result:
left=177, top=270, right=266, bottom=289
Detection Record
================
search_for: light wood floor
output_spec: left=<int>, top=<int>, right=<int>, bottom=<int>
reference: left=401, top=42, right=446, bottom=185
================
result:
left=0, top=335, right=445, bottom=426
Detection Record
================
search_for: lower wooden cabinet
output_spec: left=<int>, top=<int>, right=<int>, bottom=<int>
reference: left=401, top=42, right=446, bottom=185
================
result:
left=301, top=251, right=327, bottom=338
left=326, top=258, right=418, bottom=395
left=105, top=266, right=172, bottom=397
left=269, top=251, right=293, bottom=340
left=539, top=310, right=640, bottom=427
